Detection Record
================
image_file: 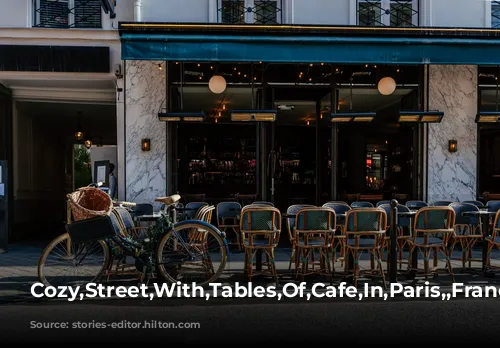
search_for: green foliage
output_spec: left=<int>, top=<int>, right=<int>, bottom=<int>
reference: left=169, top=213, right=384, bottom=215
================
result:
left=74, top=145, right=92, bottom=188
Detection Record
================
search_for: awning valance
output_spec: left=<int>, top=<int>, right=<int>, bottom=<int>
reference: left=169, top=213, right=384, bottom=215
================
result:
left=119, top=23, right=500, bottom=65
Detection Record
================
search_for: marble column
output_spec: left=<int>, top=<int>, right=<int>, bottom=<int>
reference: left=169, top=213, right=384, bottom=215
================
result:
left=427, top=65, right=477, bottom=203
left=124, top=60, right=166, bottom=208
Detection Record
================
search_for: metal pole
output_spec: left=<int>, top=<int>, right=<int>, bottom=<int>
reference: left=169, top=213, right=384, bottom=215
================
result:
left=315, top=100, right=321, bottom=206
left=389, top=199, right=399, bottom=282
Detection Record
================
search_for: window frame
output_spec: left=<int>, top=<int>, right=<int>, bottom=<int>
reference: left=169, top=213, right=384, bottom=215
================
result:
left=357, top=0, right=419, bottom=27
left=33, top=0, right=103, bottom=29
left=217, top=0, right=283, bottom=25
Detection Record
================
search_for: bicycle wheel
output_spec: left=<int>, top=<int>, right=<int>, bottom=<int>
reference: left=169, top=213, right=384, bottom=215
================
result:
left=38, top=233, right=110, bottom=287
left=156, top=222, right=227, bottom=285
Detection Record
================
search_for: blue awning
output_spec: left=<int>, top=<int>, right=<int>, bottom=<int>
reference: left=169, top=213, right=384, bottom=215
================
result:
left=119, top=23, right=500, bottom=65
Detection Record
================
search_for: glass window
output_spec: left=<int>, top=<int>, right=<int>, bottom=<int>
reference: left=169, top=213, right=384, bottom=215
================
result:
left=492, top=2, right=500, bottom=28
left=358, top=0, right=418, bottom=27
left=34, top=0, right=102, bottom=28
left=219, top=0, right=281, bottom=24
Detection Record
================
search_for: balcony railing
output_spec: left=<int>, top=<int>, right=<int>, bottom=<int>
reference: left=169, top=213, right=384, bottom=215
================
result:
left=218, top=0, right=283, bottom=24
left=357, top=0, right=419, bottom=27
left=493, top=1, right=500, bottom=28
left=33, top=0, right=102, bottom=28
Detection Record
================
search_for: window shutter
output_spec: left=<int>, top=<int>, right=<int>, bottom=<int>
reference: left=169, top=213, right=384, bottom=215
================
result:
left=74, top=0, right=102, bottom=28
left=38, top=0, right=70, bottom=28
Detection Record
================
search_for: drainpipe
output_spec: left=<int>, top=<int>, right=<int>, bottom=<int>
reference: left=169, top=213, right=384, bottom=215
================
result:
left=134, top=0, right=142, bottom=22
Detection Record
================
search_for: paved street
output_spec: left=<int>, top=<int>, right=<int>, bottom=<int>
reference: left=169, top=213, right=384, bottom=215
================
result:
left=0, top=297, right=499, bottom=343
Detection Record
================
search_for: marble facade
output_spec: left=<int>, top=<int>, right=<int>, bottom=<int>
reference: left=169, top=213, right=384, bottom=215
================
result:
left=427, top=65, right=477, bottom=203
left=124, top=60, right=166, bottom=208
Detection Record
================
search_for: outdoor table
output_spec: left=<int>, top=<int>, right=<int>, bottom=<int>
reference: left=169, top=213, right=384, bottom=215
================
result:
left=461, top=210, right=497, bottom=276
left=397, top=211, right=417, bottom=279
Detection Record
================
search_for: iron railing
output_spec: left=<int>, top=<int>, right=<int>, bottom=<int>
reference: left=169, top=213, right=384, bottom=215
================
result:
left=33, top=0, right=102, bottom=28
left=493, top=1, right=500, bottom=28
left=218, top=0, right=283, bottom=24
left=357, top=0, right=419, bottom=27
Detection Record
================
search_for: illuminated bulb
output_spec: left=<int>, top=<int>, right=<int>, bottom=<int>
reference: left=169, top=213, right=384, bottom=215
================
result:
left=199, top=76, right=202, bottom=80
left=336, top=68, right=339, bottom=72
left=259, top=61, right=262, bottom=64
left=321, top=62, right=324, bottom=65
left=397, top=69, right=400, bottom=72
left=365, top=64, right=368, bottom=68
left=210, top=66, right=213, bottom=70
left=218, top=111, right=221, bottom=117
left=222, top=104, right=226, bottom=110
left=306, top=120, right=310, bottom=126
left=309, top=78, right=312, bottom=81
left=309, top=63, right=313, bottom=67
left=215, top=118, right=218, bottom=123
left=197, top=63, right=201, bottom=67
left=374, top=65, right=377, bottom=68
left=320, top=114, right=323, bottom=119
left=234, top=67, right=237, bottom=71
left=175, top=62, right=179, bottom=65
left=158, top=64, right=162, bottom=70
left=244, top=74, right=247, bottom=78
left=238, top=72, right=241, bottom=75
left=254, top=77, right=257, bottom=80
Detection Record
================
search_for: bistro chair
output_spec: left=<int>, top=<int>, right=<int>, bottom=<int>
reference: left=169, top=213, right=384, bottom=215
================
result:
left=449, top=203, right=482, bottom=270
left=406, top=200, right=428, bottom=210
left=252, top=201, right=274, bottom=206
left=376, top=200, right=391, bottom=207
left=407, top=206, right=456, bottom=282
left=344, top=208, right=387, bottom=289
left=432, top=200, right=454, bottom=207
left=106, top=207, right=149, bottom=281
left=462, top=200, right=485, bottom=208
left=293, top=207, right=336, bottom=283
left=184, top=202, right=209, bottom=220
left=378, top=203, right=412, bottom=270
left=322, top=202, right=351, bottom=267
left=325, top=201, right=349, bottom=205
left=351, top=201, right=374, bottom=208
left=486, top=210, right=500, bottom=270
left=216, top=201, right=242, bottom=251
left=285, top=204, right=315, bottom=270
left=487, top=200, right=500, bottom=213
left=240, top=205, right=281, bottom=284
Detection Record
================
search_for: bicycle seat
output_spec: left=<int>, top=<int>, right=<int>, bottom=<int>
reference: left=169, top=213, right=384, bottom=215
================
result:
left=155, top=194, right=181, bottom=205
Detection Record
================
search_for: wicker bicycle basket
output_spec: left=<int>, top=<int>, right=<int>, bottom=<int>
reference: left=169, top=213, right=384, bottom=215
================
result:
left=68, top=187, right=114, bottom=221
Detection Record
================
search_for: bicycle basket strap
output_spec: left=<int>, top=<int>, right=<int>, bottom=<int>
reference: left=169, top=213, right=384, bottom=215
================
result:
left=66, top=215, right=116, bottom=244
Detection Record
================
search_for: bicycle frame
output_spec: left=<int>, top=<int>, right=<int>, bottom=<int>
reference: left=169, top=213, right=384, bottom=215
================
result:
left=104, top=218, right=229, bottom=265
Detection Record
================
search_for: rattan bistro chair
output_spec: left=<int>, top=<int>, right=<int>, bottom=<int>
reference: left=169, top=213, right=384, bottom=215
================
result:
left=240, top=205, right=281, bottom=284
left=216, top=201, right=242, bottom=250
left=486, top=210, right=500, bottom=270
left=344, top=208, right=387, bottom=289
left=449, top=203, right=482, bottom=270
left=407, top=206, right=456, bottom=282
left=285, top=204, right=315, bottom=270
left=293, top=207, right=336, bottom=283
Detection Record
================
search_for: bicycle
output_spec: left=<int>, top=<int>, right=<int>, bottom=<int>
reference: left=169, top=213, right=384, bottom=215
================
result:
left=37, top=183, right=229, bottom=288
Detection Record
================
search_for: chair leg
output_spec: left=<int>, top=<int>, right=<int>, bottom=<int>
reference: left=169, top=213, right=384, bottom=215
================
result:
left=445, top=247, right=455, bottom=283
left=288, top=248, right=295, bottom=270
left=376, top=249, right=387, bottom=289
left=269, top=249, right=278, bottom=285
left=424, top=248, right=430, bottom=280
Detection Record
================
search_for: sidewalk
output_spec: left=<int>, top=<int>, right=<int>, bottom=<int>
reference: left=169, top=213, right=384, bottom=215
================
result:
left=1, top=242, right=500, bottom=303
